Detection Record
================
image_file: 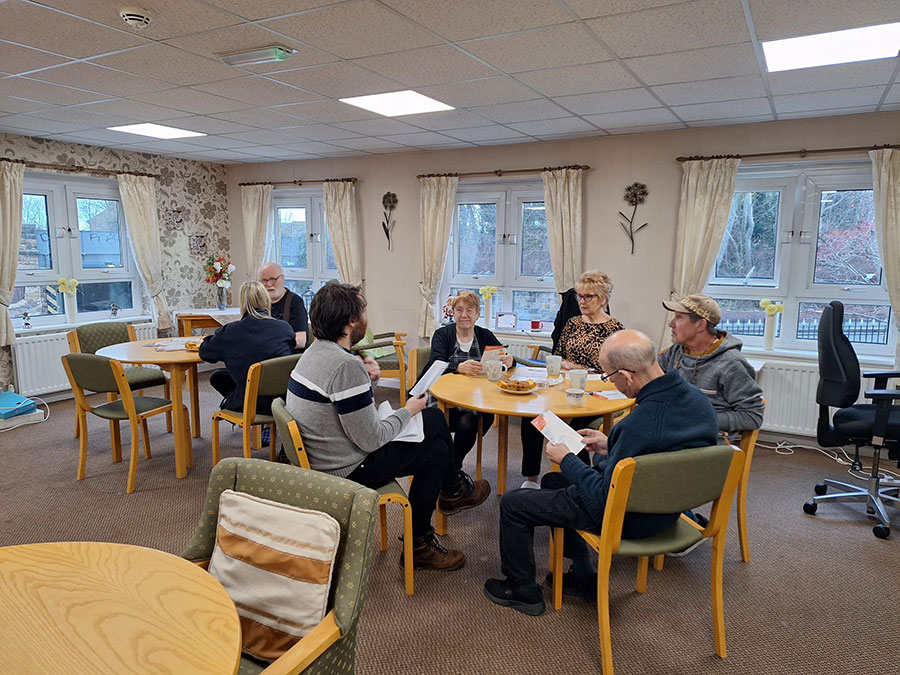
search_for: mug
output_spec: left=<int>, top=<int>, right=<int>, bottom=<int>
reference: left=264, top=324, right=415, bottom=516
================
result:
left=485, top=360, right=508, bottom=382
left=531, top=319, right=544, bottom=331
left=566, top=388, right=585, bottom=406
left=546, top=354, right=563, bottom=378
left=568, top=369, right=588, bottom=390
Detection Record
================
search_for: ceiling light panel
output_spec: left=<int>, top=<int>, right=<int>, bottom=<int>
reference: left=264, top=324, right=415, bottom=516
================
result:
left=339, top=90, right=454, bottom=116
left=107, top=123, right=206, bottom=139
left=763, top=22, right=900, bottom=72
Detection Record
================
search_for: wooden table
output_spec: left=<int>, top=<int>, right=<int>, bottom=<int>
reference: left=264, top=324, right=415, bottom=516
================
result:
left=430, top=372, right=634, bottom=495
left=177, top=310, right=241, bottom=337
left=97, top=338, right=202, bottom=478
left=0, top=541, right=241, bottom=674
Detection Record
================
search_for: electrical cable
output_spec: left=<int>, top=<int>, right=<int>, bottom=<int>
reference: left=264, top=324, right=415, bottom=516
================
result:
left=757, top=438, right=900, bottom=481
left=0, top=396, right=50, bottom=433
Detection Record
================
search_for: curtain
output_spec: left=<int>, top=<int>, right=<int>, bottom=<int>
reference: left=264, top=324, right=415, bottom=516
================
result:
left=870, top=148, right=900, bottom=366
left=117, top=173, right=173, bottom=331
left=418, top=175, right=458, bottom=337
left=0, top=161, right=24, bottom=347
left=323, top=180, right=363, bottom=286
left=241, top=184, right=274, bottom=282
left=541, top=167, right=583, bottom=293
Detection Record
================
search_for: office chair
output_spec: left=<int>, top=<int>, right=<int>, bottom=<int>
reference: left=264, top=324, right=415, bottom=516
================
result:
left=803, top=300, right=900, bottom=539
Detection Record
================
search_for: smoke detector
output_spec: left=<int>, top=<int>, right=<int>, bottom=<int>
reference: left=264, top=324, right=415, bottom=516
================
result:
left=120, top=7, right=152, bottom=30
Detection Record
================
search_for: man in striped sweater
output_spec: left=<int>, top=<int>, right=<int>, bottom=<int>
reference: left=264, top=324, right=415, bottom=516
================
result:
left=286, top=282, right=490, bottom=570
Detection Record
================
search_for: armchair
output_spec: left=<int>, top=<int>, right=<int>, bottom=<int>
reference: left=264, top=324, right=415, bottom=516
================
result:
left=351, top=331, right=408, bottom=405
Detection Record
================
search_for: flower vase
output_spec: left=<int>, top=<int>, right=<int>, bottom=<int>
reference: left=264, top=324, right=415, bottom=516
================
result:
left=216, top=286, right=227, bottom=310
left=64, top=293, right=77, bottom=324
left=483, top=297, right=492, bottom=329
left=763, top=313, right=775, bottom=350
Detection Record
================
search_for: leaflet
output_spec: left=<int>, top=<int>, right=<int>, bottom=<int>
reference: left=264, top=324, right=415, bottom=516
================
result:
left=480, top=345, right=506, bottom=363
left=377, top=401, right=425, bottom=443
left=589, top=390, right=629, bottom=400
left=530, top=410, right=585, bottom=454
left=409, top=360, right=449, bottom=397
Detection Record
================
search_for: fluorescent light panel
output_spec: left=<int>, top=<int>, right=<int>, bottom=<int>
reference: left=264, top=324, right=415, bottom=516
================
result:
left=339, top=90, right=454, bottom=117
left=218, top=45, right=295, bottom=67
left=107, top=123, right=206, bottom=139
left=763, top=21, right=900, bottom=72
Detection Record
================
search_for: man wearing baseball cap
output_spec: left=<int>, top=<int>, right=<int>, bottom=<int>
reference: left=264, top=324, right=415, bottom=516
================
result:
left=660, top=294, right=764, bottom=437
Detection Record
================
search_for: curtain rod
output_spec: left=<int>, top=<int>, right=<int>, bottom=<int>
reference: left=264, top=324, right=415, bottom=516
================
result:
left=238, top=178, right=357, bottom=187
left=676, top=143, right=900, bottom=163
left=0, top=156, right=158, bottom=178
left=416, top=164, right=590, bottom=179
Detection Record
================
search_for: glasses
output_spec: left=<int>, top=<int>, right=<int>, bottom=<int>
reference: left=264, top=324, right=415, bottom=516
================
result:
left=576, top=293, right=598, bottom=303
left=260, top=275, right=284, bottom=285
left=599, top=368, right=631, bottom=382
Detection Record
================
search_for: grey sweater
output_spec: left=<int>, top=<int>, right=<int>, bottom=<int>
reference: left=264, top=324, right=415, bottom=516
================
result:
left=285, top=339, right=411, bottom=477
left=658, top=332, right=764, bottom=433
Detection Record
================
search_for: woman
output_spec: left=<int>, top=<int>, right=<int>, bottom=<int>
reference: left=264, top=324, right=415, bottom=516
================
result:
left=429, top=290, right=514, bottom=479
left=200, top=281, right=296, bottom=415
left=519, top=271, right=624, bottom=488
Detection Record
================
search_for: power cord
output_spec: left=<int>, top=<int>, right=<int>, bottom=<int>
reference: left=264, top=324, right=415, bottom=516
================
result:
left=757, top=438, right=900, bottom=481
left=0, top=396, right=50, bottom=433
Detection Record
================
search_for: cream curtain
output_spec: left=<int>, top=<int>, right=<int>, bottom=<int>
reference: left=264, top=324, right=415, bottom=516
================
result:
left=323, top=180, right=363, bottom=286
left=541, top=167, right=583, bottom=293
left=870, top=148, right=900, bottom=366
left=0, top=161, right=25, bottom=347
left=117, top=173, right=173, bottom=331
left=241, top=184, right=274, bottom=281
left=418, top=175, right=458, bottom=337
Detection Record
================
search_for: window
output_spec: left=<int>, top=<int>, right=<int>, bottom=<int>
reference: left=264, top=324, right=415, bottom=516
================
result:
left=12, top=174, right=143, bottom=327
left=704, top=163, right=894, bottom=357
left=440, top=183, right=556, bottom=331
left=273, top=190, right=339, bottom=306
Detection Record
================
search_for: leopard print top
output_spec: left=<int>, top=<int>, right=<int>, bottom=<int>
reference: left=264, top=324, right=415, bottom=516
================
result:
left=556, top=316, right=625, bottom=371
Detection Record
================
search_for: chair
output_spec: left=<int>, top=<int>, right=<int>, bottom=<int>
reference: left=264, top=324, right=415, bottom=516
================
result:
left=803, top=300, right=900, bottom=539
left=272, top=399, right=415, bottom=595
left=351, top=331, right=408, bottom=405
left=61, top=353, right=186, bottom=493
left=211, top=354, right=301, bottom=465
left=549, top=445, right=745, bottom=674
left=406, top=345, right=431, bottom=393
left=181, top=457, right=379, bottom=675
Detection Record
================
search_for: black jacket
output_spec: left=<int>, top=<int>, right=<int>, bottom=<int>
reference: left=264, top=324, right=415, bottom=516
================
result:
left=428, top=323, right=509, bottom=374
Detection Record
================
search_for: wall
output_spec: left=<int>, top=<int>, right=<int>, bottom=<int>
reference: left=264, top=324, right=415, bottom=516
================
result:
left=225, top=111, right=900, bottom=350
left=1, top=133, right=229, bottom=389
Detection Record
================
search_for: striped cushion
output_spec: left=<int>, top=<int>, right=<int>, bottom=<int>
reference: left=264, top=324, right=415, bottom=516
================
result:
left=208, top=489, right=341, bottom=662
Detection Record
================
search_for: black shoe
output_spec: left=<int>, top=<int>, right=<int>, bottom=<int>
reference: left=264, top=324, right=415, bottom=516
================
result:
left=483, top=578, right=545, bottom=616
left=544, top=569, right=594, bottom=601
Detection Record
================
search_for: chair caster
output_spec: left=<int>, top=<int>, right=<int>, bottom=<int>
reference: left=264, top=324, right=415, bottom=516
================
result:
left=873, top=524, right=890, bottom=539
left=814, top=482, right=827, bottom=496
left=803, top=500, right=817, bottom=515
left=851, top=460, right=863, bottom=471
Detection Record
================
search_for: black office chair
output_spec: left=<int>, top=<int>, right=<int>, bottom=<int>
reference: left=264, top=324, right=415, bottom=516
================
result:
left=803, top=300, right=900, bottom=539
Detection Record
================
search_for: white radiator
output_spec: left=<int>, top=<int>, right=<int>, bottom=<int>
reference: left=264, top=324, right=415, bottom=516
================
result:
left=502, top=335, right=551, bottom=361
left=12, top=323, right=157, bottom=397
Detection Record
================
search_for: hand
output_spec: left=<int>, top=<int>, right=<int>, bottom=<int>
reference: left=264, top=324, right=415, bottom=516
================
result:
left=561, top=359, right=576, bottom=371
left=545, top=442, right=571, bottom=465
left=458, top=360, right=483, bottom=376
left=360, top=356, right=380, bottom=383
left=500, top=353, right=514, bottom=368
left=403, top=393, right=428, bottom=416
left=577, top=428, right=608, bottom=455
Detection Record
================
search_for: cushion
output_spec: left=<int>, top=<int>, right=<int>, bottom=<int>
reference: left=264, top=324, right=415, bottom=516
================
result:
left=353, top=328, right=395, bottom=360
left=208, top=489, right=341, bottom=662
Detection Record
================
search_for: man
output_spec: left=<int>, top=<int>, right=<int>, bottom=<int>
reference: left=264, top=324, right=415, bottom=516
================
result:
left=286, top=282, right=490, bottom=570
left=484, top=330, right=718, bottom=616
left=259, top=262, right=308, bottom=351
left=660, top=294, right=764, bottom=437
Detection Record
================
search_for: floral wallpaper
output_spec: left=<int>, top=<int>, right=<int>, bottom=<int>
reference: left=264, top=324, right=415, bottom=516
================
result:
left=0, top=132, right=230, bottom=389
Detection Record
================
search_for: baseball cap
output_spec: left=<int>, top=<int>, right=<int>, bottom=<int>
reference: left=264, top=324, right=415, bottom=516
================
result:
left=661, top=294, right=721, bottom=326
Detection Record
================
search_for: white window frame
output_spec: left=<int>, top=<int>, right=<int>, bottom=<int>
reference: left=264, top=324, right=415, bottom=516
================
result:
left=703, top=161, right=895, bottom=358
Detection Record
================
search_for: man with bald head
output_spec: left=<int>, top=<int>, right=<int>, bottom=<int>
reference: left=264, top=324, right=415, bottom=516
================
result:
left=259, top=262, right=308, bottom=350
left=484, top=329, right=718, bottom=616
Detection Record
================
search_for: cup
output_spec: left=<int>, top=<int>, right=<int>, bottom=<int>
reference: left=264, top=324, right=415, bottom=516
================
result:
left=566, top=388, right=585, bottom=406
left=568, top=369, right=588, bottom=390
left=531, top=319, right=544, bottom=331
left=546, top=354, right=562, bottom=378
left=485, top=360, right=508, bottom=382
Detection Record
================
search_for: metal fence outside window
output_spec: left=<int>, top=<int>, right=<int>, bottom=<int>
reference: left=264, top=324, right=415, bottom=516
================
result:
left=720, top=317, right=889, bottom=344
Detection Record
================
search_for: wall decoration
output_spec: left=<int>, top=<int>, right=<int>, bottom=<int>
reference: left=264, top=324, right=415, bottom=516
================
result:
left=189, top=234, right=208, bottom=256
left=381, top=191, right=397, bottom=250
left=619, top=182, right=649, bottom=255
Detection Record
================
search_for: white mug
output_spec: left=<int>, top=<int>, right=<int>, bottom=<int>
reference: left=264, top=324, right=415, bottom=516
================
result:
left=546, top=354, right=563, bottom=378
left=485, top=360, right=508, bottom=382
left=568, top=369, right=588, bottom=390
left=566, top=388, right=585, bottom=406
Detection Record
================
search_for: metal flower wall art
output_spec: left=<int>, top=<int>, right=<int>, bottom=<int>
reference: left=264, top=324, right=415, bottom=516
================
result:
left=619, top=182, right=649, bottom=255
left=381, top=191, right=398, bottom=250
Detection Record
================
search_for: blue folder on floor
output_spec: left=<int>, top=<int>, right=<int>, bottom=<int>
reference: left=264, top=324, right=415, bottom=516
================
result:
left=0, top=391, right=37, bottom=419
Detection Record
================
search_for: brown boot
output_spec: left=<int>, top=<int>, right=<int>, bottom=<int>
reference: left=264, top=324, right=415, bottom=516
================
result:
left=438, top=471, right=491, bottom=515
left=406, top=531, right=466, bottom=571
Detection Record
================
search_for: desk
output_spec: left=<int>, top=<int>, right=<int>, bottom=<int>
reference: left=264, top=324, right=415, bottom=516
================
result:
left=97, top=338, right=201, bottom=478
left=0, top=541, right=241, bottom=674
left=177, top=310, right=241, bottom=337
left=430, top=373, right=634, bottom=495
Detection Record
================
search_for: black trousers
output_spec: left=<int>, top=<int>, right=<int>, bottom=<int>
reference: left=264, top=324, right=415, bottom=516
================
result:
left=448, top=407, right=494, bottom=470
left=520, top=415, right=597, bottom=477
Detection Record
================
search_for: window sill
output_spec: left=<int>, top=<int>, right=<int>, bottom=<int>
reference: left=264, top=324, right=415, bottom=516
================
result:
left=13, top=315, right=154, bottom=338
left=494, top=329, right=553, bottom=342
left=741, top=345, right=895, bottom=369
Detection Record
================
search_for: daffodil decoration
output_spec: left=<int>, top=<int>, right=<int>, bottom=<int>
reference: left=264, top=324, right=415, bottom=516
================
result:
left=759, top=298, right=785, bottom=316
left=57, top=277, right=79, bottom=295
left=478, top=286, right=498, bottom=301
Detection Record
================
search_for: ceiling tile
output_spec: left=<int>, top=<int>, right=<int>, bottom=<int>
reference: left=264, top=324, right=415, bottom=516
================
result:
left=179, top=148, right=265, bottom=160
left=468, top=99, right=571, bottom=123
left=275, top=124, right=364, bottom=141
left=652, top=75, right=767, bottom=106
left=441, top=125, right=529, bottom=141
left=461, top=24, right=612, bottom=73
left=270, top=99, right=380, bottom=123
left=605, top=122, right=687, bottom=134
left=476, top=136, right=544, bottom=146
left=154, top=115, right=258, bottom=135
left=508, top=117, right=599, bottom=135
left=269, top=62, right=403, bottom=98
left=328, top=136, right=409, bottom=151
left=886, top=84, right=900, bottom=104
left=50, top=128, right=162, bottom=144
left=515, top=61, right=641, bottom=97
left=232, top=145, right=309, bottom=157
left=178, top=135, right=259, bottom=149
left=0, top=41, right=72, bottom=74
left=333, top=118, right=424, bottom=135
left=262, top=0, right=441, bottom=59
left=624, top=43, right=759, bottom=85
left=553, top=88, right=660, bottom=115
left=0, top=114, right=89, bottom=134
left=30, top=107, right=130, bottom=127
left=773, top=86, right=886, bottom=114
left=392, top=109, right=493, bottom=130
left=417, top=77, right=539, bottom=108
left=130, top=88, right=254, bottom=114
left=672, top=98, right=773, bottom=120
left=351, top=45, right=497, bottom=87
left=381, top=131, right=460, bottom=146
left=379, top=0, right=572, bottom=41
left=210, top=108, right=309, bottom=128
left=778, top=107, right=878, bottom=119
left=76, top=99, right=194, bottom=122
left=767, top=60, right=898, bottom=96
left=563, top=0, right=687, bottom=19
left=28, top=63, right=172, bottom=97
left=221, top=129, right=304, bottom=144
left=686, top=115, right=774, bottom=127
left=93, top=44, right=243, bottom=87
left=748, top=0, right=900, bottom=41
left=201, top=0, right=339, bottom=20
left=0, top=77, right=109, bottom=106
left=0, top=95, right=54, bottom=114
left=192, top=76, right=321, bottom=106
left=272, top=141, right=350, bottom=154
left=127, top=139, right=216, bottom=153
left=583, top=108, right=680, bottom=128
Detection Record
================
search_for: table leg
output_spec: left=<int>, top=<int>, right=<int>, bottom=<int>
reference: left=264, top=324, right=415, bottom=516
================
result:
left=166, top=365, right=189, bottom=478
left=188, top=365, right=200, bottom=438
left=497, top=415, right=508, bottom=495
left=602, top=412, right=613, bottom=434
left=438, top=400, right=449, bottom=425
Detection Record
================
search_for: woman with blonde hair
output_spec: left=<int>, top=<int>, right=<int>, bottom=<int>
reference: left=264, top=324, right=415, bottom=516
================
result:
left=200, top=281, right=296, bottom=414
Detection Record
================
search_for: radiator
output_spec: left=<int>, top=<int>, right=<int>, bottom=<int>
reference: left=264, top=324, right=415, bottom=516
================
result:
left=502, top=335, right=551, bottom=361
left=12, top=323, right=157, bottom=397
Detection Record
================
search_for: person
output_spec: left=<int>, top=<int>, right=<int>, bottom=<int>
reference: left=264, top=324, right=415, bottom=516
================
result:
left=199, top=281, right=296, bottom=414
left=659, top=294, right=764, bottom=438
left=259, top=262, right=308, bottom=351
left=519, top=271, right=625, bottom=488
left=428, top=290, right=515, bottom=477
left=484, top=330, right=719, bottom=616
left=285, top=281, right=490, bottom=570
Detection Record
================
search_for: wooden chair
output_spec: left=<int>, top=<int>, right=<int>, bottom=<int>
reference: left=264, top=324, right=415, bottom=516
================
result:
left=211, top=354, right=301, bottom=464
left=61, top=353, right=186, bottom=494
left=549, top=445, right=745, bottom=674
left=181, top=458, right=380, bottom=675
left=406, top=345, right=431, bottom=393
left=351, top=331, right=408, bottom=404
left=272, top=399, right=415, bottom=596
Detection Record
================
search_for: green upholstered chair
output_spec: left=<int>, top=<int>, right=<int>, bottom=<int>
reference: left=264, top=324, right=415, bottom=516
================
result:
left=61, top=353, right=185, bottom=493
left=181, top=457, right=380, bottom=675
left=351, top=331, right=408, bottom=405
left=406, top=345, right=431, bottom=393
left=549, top=445, right=745, bottom=675
left=211, top=354, right=301, bottom=464
left=272, top=398, right=415, bottom=596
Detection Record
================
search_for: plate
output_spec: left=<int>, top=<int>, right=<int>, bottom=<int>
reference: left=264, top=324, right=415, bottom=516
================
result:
left=499, top=386, right=535, bottom=395
left=546, top=375, right=564, bottom=386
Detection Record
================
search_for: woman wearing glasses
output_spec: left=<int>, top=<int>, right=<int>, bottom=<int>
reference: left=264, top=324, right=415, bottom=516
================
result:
left=519, top=270, right=624, bottom=488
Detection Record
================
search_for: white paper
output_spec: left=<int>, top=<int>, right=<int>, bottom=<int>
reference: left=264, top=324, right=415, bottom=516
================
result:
left=409, top=360, right=449, bottom=397
left=589, top=390, right=628, bottom=400
left=377, top=401, right=425, bottom=443
left=512, top=365, right=548, bottom=377
left=531, top=410, right=584, bottom=454
left=587, top=374, right=603, bottom=381
left=145, top=338, right=193, bottom=351
left=480, top=346, right=506, bottom=363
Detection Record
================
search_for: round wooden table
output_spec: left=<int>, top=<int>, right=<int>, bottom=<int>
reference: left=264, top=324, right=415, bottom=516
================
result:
left=97, top=337, right=202, bottom=479
left=0, top=541, right=242, bottom=674
left=430, top=372, right=634, bottom=495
